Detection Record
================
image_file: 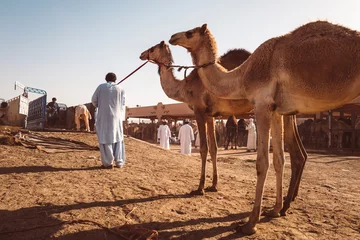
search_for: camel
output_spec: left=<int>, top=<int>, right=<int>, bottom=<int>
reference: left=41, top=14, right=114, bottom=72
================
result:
left=169, top=21, right=360, bottom=234
left=74, top=104, right=92, bottom=132
left=140, top=41, right=253, bottom=194
left=224, top=115, right=238, bottom=150
left=139, top=41, right=307, bottom=211
left=310, top=118, right=351, bottom=149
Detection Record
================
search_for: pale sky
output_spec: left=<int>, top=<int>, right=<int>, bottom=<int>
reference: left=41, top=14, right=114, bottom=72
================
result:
left=1, top=0, right=359, bottom=108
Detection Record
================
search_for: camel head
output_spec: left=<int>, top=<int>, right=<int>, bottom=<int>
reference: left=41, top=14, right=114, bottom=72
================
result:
left=169, top=24, right=216, bottom=53
left=139, top=41, right=173, bottom=65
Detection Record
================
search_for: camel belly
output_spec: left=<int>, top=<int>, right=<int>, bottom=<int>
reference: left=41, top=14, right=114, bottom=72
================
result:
left=276, top=92, right=357, bottom=115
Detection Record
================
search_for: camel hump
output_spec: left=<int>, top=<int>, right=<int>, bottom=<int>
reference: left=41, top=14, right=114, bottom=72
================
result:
left=289, top=20, right=360, bottom=43
left=219, top=49, right=251, bottom=71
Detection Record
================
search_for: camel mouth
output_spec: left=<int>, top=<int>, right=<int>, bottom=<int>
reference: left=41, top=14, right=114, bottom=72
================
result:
left=139, top=52, right=148, bottom=60
left=169, top=37, right=180, bottom=45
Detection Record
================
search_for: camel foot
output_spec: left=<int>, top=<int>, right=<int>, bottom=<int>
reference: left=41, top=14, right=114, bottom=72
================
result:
left=189, top=189, right=205, bottom=196
left=280, top=209, right=287, bottom=216
left=204, top=186, right=218, bottom=192
left=261, top=209, right=281, bottom=218
left=236, top=222, right=257, bottom=235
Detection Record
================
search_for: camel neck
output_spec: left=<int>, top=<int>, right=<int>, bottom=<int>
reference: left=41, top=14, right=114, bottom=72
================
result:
left=192, top=49, right=247, bottom=100
left=158, top=66, right=186, bottom=102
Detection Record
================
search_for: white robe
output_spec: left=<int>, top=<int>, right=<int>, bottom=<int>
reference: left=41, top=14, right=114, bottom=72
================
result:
left=246, top=119, right=257, bottom=150
left=178, top=124, right=194, bottom=155
left=91, top=82, right=125, bottom=144
left=157, top=124, right=171, bottom=150
left=195, top=131, right=200, bottom=147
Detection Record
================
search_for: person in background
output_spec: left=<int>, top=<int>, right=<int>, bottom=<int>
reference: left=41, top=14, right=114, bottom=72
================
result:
left=246, top=118, right=257, bottom=152
left=46, top=97, right=59, bottom=127
left=92, top=72, right=126, bottom=169
left=178, top=119, right=194, bottom=155
left=157, top=119, right=171, bottom=150
left=237, top=118, right=247, bottom=147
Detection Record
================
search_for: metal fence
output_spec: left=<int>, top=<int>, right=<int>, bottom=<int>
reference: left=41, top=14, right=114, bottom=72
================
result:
left=27, top=95, right=47, bottom=130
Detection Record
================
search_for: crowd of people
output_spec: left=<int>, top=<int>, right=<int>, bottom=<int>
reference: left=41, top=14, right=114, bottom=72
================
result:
left=156, top=117, right=258, bottom=156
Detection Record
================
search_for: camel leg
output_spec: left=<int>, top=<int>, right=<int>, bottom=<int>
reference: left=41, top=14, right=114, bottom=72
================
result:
left=281, top=115, right=307, bottom=216
left=224, top=130, right=230, bottom=150
left=234, top=129, right=238, bottom=150
left=190, top=110, right=208, bottom=196
left=75, top=116, right=80, bottom=131
left=291, top=115, right=307, bottom=201
left=84, top=116, right=90, bottom=132
left=238, top=105, right=271, bottom=235
left=205, top=116, right=218, bottom=192
left=263, top=112, right=285, bottom=218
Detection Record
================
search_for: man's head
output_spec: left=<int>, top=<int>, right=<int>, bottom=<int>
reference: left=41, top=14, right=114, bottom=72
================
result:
left=184, top=119, right=190, bottom=124
left=105, top=72, right=117, bottom=82
left=52, top=97, right=57, bottom=102
left=162, top=119, right=168, bottom=125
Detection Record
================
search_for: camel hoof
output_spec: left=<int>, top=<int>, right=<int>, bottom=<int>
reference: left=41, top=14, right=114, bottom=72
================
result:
left=189, top=189, right=205, bottom=196
left=261, top=209, right=281, bottom=218
left=236, top=222, right=257, bottom=235
left=205, top=186, right=218, bottom=192
left=280, top=210, right=287, bottom=216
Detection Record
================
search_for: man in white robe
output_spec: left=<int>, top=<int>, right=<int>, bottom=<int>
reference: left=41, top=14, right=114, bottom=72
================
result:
left=91, top=72, right=126, bottom=169
left=246, top=118, right=257, bottom=152
left=178, top=119, right=194, bottom=155
left=74, top=104, right=92, bottom=132
left=157, top=120, right=171, bottom=150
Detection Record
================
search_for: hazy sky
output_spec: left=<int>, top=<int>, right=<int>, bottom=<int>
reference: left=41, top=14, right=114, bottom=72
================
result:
left=1, top=0, right=359, bottom=108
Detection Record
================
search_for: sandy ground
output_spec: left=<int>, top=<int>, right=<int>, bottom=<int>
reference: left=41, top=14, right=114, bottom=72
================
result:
left=0, top=128, right=359, bottom=240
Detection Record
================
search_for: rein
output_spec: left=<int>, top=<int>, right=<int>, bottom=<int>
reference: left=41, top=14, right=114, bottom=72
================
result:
left=115, top=51, right=215, bottom=85
left=116, top=60, right=150, bottom=85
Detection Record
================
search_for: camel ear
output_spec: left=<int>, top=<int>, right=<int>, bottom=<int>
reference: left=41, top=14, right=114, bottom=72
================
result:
left=160, top=41, right=165, bottom=47
left=200, top=24, right=208, bottom=34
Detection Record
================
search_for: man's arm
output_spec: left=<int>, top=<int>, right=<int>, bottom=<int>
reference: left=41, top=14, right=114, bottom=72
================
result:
left=190, top=127, right=194, bottom=141
left=120, top=89, right=126, bottom=111
left=91, top=86, right=100, bottom=107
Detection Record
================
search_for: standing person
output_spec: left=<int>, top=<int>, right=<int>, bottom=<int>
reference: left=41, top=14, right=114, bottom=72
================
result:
left=92, top=72, right=126, bottom=169
left=246, top=118, right=257, bottom=152
left=237, top=118, right=247, bottom=147
left=178, top=119, right=194, bottom=155
left=157, top=119, right=171, bottom=150
left=46, top=97, right=59, bottom=127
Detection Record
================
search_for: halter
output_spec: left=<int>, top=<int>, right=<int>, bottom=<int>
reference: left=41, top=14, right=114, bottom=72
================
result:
left=147, top=49, right=216, bottom=78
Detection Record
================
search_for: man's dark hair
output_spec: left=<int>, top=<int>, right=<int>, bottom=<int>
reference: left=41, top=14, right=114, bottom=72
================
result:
left=105, top=72, right=117, bottom=82
left=52, top=97, right=57, bottom=101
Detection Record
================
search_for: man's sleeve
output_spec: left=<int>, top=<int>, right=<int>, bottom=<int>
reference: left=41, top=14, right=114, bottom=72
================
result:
left=92, top=86, right=100, bottom=107
left=120, top=89, right=126, bottom=111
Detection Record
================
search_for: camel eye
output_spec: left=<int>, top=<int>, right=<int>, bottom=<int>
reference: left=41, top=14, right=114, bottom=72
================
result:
left=185, top=31, right=193, bottom=38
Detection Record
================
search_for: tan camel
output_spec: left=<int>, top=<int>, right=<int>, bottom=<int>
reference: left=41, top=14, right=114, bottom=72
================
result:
left=311, top=118, right=351, bottom=148
left=169, top=21, right=360, bottom=234
left=139, top=41, right=307, bottom=210
left=140, top=41, right=252, bottom=195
